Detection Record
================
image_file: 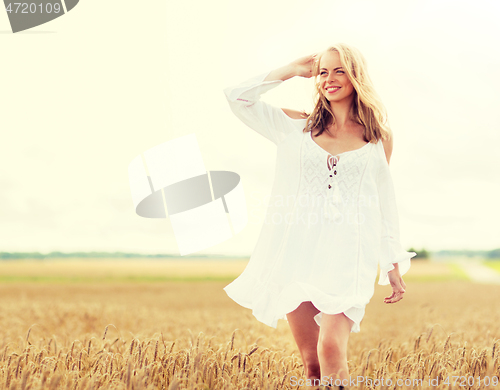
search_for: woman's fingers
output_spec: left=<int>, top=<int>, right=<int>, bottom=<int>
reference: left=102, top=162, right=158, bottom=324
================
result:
left=310, top=53, right=319, bottom=64
left=295, top=53, right=319, bottom=66
left=290, top=53, right=320, bottom=75
left=384, top=278, right=406, bottom=303
left=384, top=291, right=404, bottom=303
left=289, top=52, right=321, bottom=78
left=384, top=288, right=404, bottom=303
left=384, top=292, right=395, bottom=300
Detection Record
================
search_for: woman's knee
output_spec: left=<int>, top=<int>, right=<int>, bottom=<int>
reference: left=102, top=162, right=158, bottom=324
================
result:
left=317, top=334, right=348, bottom=359
left=316, top=313, right=351, bottom=358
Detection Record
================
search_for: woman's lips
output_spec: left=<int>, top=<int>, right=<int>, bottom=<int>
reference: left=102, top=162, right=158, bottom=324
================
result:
left=325, top=86, right=341, bottom=94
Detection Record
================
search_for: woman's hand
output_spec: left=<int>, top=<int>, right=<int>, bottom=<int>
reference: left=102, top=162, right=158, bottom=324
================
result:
left=289, top=53, right=319, bottom=78
left=384, top=265, right=407, bottom=304
left=264, top=53, right=319, bottom=82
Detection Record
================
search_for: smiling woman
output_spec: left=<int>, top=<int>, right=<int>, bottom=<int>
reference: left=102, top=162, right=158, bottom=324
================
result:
left=223, top=43, right=416, bottom=388
left=305, top=44, right=391, bottom=148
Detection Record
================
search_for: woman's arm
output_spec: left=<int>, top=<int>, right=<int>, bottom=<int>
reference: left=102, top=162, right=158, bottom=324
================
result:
left=263, top=53, right=317, bottom=82
left=222, top=54, right=317, bottom=144
left=382, top=131, right=393, bottom=165
left=261, top=54, right=318, bottom=120
left=376, top=139, right=417, bottom=288
left=381, top=133, right=403, bottom=290
left=263, top=63, right=297, bottom=83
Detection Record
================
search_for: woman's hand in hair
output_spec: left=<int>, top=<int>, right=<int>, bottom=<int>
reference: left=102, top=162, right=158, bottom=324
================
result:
left=289, top=53, right=319, bottom=78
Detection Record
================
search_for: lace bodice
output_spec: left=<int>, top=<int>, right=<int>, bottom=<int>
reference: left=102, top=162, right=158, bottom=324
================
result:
left=299, top=131, right=373, bottom=220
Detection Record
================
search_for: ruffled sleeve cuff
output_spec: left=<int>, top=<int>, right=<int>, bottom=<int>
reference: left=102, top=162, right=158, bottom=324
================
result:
left=378, top=236, right=417, bottom=285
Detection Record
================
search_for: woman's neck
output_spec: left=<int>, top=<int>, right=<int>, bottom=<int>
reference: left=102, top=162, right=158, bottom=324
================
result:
left=328, top=99, right=354, bottom=130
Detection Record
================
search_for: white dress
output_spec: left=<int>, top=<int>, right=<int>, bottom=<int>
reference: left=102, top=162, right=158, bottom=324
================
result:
left=222, top=70, right=417, bottom=333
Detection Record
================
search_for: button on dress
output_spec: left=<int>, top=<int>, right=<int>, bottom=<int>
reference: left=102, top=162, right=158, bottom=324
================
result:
left=222, top=70, right=417, bottom=333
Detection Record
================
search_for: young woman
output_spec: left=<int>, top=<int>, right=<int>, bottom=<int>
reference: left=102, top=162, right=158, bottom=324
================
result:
left=223, top=43, right=416, bottom=389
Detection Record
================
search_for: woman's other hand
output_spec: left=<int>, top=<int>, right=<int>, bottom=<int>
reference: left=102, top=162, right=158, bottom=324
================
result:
left=290, top=53, right=319, bottom=78
left=384, top=264, right=407, bottom=304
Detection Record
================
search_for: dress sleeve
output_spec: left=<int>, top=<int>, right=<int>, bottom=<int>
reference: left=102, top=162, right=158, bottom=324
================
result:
left=223, top=70, right=303, bottom=145
left=376, top=144, right=417, bottom=285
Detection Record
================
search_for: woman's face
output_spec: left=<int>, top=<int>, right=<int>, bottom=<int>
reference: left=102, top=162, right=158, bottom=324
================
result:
left=318, top=51, right=355, bottom=105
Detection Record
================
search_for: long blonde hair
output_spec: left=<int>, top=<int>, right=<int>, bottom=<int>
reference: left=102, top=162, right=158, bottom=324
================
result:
left=303, top=43, right=391, bottom=142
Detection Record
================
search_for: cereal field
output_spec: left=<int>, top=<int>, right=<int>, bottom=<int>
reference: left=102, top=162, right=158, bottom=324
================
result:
left=0, top=258, right=499, bottom=389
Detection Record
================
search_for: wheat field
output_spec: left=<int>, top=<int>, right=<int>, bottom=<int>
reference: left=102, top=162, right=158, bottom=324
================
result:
left=0, top=259, right=499, bottom=389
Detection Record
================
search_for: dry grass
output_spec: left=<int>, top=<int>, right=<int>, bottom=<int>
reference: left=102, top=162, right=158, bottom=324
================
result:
left=0, top=259, right=498, bottom=389
left=0, top=258, right=465, bottom=282
left=0, top=259, right=248, bottom=281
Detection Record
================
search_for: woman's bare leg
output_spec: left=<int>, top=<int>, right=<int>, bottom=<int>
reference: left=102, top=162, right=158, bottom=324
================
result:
left=317, top=312, right=354, bottom=387
left=286, top=302, right=322, bottom=384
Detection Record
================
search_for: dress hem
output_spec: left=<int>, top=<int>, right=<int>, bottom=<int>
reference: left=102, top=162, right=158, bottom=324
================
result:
left=223, top=281, right=365, bottom=333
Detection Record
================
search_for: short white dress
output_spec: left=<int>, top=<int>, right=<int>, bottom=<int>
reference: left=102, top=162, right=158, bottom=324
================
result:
left=222, top=70, right=416, bottom=333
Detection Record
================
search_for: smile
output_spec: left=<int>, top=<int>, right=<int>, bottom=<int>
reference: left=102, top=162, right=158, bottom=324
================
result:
left=325, top=86, right=341, bottom=94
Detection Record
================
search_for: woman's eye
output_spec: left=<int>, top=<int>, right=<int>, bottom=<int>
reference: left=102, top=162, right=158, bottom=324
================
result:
left=337, top=70, right=344, bottom=74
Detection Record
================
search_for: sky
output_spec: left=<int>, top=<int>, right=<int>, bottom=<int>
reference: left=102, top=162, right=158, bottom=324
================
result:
left=1, top=0, right=499, bottom=256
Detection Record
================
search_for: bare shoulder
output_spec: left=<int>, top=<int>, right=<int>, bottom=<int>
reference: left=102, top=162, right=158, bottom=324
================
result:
left=281, top=108, right=309, bottom=120
left=381, top=130, right=393, bottom=165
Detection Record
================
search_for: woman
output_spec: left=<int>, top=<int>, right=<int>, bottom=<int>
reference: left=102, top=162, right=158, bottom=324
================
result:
left=223, top=43, right=416, bottom=389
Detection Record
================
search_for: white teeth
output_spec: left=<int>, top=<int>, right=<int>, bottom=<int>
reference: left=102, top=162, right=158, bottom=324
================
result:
left=326, top=87, right=340, bottom=91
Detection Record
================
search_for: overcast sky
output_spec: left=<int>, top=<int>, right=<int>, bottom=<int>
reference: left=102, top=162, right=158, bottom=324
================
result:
left=1, top=0, right=499, bottom=256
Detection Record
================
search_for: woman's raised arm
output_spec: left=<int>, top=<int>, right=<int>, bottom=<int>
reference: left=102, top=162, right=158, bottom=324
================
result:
left=222, top=55, right=317, bottom=145
left=263, top=54, right=318, bottom=82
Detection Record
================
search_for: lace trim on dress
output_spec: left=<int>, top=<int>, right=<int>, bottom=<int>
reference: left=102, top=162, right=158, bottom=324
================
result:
left=299, top=132, right=372, bottom=222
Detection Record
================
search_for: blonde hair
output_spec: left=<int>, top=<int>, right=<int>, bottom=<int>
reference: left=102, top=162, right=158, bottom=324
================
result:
left=303, top=43, right=391, bottom=143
